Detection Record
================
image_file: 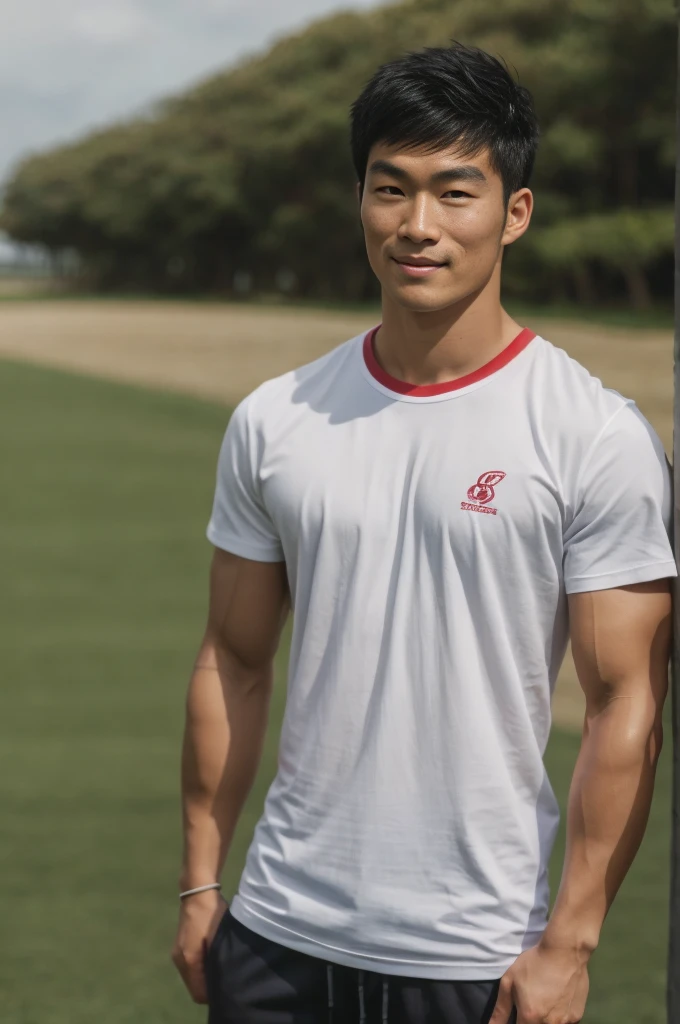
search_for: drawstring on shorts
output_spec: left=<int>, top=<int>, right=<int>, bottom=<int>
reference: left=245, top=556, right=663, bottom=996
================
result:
left=326, top=964, right=334, bottom=1022
left=325, top=963, right=389, bottom=1022
left=381, top=978, right=389, bottom=1022
left=358, top=970, right=366, bottom=1022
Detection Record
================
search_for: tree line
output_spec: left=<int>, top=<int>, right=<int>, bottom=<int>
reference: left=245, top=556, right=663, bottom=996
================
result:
left=1, top=0, right=674, bottom=308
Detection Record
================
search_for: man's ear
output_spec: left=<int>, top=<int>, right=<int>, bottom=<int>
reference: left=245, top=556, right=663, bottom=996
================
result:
left=356, top=181, right=363, bottom=208
left=501, top=188, right=533, bottom=248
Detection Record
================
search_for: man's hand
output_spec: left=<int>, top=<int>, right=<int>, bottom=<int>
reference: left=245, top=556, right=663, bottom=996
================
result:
left=172, top=890, right=229, bottom=1004
left=489, top=940, right=590, bottom=1024
left=175, top=550, right=289, bottom=1004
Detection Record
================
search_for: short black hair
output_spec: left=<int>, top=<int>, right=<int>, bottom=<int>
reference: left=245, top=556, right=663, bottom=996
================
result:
left=350, top=42, right=539, bottom=204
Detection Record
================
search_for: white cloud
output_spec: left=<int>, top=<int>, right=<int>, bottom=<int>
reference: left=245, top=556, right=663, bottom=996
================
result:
left=0, top=0, right=385, bottom=186
left=72, top=2, right=152, bottom=44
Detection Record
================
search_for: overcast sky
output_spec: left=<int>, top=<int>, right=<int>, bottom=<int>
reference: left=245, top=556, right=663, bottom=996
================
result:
left=0, top=0, right=384, bottom=188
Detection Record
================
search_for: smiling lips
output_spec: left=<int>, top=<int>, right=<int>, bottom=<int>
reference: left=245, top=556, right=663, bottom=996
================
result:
left=392, top=256, right=447, bottom=277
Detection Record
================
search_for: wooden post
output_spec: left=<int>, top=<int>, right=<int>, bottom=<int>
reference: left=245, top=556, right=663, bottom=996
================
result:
left=670, top=7, right=680, bottom=1021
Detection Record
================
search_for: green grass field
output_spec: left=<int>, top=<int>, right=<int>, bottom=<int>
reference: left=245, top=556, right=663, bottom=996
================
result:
left=0, top=358, right=671, bottom=1023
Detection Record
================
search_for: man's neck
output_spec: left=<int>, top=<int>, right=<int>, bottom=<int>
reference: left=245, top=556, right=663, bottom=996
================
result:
left=375, top=290, right=523, bottom=388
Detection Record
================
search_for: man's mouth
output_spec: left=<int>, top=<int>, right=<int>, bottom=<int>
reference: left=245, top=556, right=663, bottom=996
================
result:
left=391, top=256, right=447, bottom=277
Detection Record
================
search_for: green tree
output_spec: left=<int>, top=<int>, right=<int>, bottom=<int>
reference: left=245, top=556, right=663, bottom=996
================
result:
left=2, top=0, right=674, bottom=306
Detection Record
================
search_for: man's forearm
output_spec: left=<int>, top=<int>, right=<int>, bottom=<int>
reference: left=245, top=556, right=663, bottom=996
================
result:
left=543, top=693, right=663, bottom=954
left=180, top=651, right=273, bottom=890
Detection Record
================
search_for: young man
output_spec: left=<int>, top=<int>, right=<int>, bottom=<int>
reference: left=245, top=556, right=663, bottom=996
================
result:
left=172, top=44, right=675, bottom=1024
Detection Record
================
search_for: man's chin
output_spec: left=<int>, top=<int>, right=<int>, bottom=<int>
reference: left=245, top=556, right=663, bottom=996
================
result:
left=389, top=285, right=464, bottom=314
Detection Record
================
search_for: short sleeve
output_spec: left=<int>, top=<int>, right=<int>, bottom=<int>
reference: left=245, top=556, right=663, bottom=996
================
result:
left=563, top=402, right=676, bottom=594
left=206, top=398, right=284, bottom=562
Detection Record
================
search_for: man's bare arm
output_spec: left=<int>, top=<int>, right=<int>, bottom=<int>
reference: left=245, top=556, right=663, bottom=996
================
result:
left=172, top=548, right=290, bottom=1003
left=492, top=579, right=671, bottom=1024
left=546, top=580, right=671, bottom=953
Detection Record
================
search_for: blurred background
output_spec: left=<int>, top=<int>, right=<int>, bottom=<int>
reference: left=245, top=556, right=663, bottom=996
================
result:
left=0, top=1, right=674, bottom=1021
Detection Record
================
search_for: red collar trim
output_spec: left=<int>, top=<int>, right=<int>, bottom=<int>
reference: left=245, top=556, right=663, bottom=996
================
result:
left=362, top=325, right=536, bottom=397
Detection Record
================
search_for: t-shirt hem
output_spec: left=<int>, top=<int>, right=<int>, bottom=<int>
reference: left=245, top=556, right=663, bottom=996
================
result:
left=229, top=899, right=522, bottom=981
left=206, top=524, right=284, bottom=563
left=565, top=560, right=677, bottom=594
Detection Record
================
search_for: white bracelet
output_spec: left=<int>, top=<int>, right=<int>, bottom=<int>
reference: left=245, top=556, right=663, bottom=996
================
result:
left=179, top=882, right=222, bottom=900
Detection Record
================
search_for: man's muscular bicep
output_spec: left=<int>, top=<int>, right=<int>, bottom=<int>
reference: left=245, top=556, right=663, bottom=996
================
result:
left=200, top=548, right=290, bottom=671
left=568, top=581, right=671, bottom=716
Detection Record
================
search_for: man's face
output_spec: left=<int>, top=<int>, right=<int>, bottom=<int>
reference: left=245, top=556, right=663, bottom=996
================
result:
left=360, top=141, right=531, bottom=313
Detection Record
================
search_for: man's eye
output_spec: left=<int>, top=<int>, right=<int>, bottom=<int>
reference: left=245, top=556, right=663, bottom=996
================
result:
left=443, top=190, right=470, bottom=199
left=377, top=186, right=403, bottom=196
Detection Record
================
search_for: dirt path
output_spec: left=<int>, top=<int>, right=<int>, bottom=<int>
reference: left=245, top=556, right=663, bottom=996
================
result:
left=0, top=301, right=376, bottom=407
left=0, top=299, right=673, bottom=730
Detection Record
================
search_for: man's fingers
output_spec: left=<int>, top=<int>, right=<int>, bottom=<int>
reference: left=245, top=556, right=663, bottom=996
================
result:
left=187, top=969, right=208, bottom=1004
left=183, top=958, right=208, bottom=1004
left=488, top=977, right=514, bottom=1024
left=172, top=948, right=208, bottom=1005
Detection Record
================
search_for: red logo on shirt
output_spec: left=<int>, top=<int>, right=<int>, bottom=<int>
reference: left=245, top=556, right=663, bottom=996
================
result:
left=462, top=471, right=506, bottom=516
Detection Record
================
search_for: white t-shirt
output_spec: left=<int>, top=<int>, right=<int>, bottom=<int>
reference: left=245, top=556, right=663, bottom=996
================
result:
left=207, top=326, right=675, bottom=980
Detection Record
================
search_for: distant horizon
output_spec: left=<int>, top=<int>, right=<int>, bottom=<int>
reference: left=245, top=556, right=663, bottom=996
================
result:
left=0, top=230, right=51, bottom=265
left=0, top=0, right=384, bottom=190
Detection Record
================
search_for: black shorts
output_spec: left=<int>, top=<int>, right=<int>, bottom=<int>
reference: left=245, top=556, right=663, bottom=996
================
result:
left=205, top=910, right=517, bottom=1024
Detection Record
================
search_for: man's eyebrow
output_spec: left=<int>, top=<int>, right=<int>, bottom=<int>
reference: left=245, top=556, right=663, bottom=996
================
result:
left=367, top=159, right=487, bottom=186
left=368, top=159, right=409, bottom=180
left=431, top=165, right=487, bottom=185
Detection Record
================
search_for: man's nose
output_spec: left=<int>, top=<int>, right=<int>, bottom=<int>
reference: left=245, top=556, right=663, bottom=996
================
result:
left=397, top=194, right=441, bottom=245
